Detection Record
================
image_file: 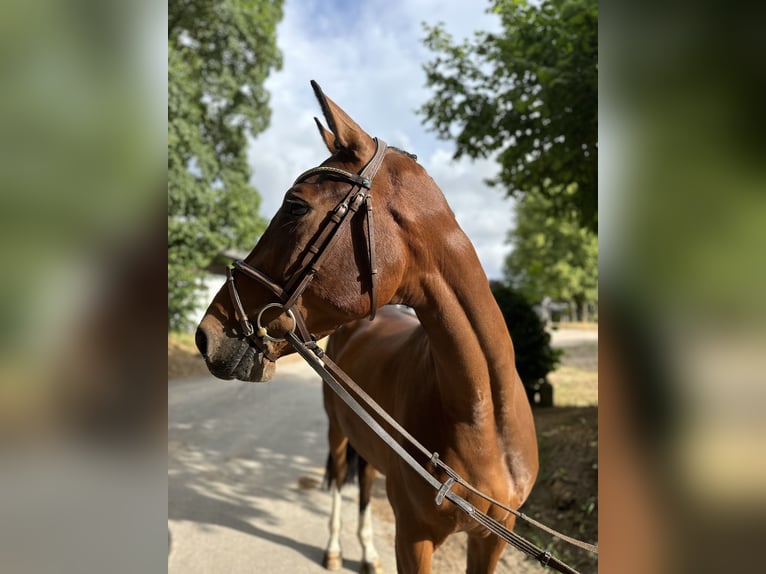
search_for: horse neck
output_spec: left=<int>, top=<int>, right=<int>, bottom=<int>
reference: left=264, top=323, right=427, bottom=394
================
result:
left=401, top=225, right=520, bottom=423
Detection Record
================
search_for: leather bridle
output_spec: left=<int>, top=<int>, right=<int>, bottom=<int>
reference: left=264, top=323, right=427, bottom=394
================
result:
left=225, top=138, right=388, bottom=360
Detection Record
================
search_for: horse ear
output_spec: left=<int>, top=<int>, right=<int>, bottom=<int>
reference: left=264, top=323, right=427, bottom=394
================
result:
left=311, top=80, right=375, bottom=160
left=314, top=117, right=336, bottom=153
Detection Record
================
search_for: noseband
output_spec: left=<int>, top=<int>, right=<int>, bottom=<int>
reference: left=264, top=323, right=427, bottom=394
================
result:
left=225, top=138, right=388, bottom=360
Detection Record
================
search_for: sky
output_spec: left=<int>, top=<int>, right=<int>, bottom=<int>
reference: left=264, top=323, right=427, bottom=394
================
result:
left=246, top=0, right=515, bottom=280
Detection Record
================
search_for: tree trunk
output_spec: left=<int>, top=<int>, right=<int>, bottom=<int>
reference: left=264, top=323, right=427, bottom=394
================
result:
left=573, top=294, right=587, bottom=322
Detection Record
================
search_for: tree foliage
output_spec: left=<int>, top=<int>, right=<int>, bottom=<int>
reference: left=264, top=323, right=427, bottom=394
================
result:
left=505, top=188, right=597, bottom=318
left=168, top=0, right=283, bottom=330
left=421, top=0, right=598, bottom=232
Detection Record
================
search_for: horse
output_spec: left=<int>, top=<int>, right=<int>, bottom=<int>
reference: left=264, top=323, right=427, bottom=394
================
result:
left=195, top=81, right=539, bottom=574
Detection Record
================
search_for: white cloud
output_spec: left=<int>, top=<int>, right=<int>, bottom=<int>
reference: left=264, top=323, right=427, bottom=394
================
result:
left=247, top=0, right=511, bottom=279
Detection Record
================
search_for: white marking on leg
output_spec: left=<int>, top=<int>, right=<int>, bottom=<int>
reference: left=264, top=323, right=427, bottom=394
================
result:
left=358, top=503, right=381, bottom=569
left=326, top=485, right=343, bottom=555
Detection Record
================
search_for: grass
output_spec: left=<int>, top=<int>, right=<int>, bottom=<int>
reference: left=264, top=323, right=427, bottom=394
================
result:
left=170, top=330, right=197, bottom=348
left=168, top=331, right=209, bottom=379
left=549, top=364, right=598, bottom=406
left=549, top=342, right=598, bottom=407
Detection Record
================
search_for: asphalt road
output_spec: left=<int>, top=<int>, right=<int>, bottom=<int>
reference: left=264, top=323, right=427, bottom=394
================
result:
left=168, top=357, right=388, bottom=574
left=168, top=329, right=596, bottom=573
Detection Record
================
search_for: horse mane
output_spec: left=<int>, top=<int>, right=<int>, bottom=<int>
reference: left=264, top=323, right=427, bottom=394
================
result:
left=389, top=146, right=417, bottom=162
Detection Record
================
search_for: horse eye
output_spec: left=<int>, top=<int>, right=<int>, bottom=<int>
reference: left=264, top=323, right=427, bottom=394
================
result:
left=285, top=200, right=310, bottom=217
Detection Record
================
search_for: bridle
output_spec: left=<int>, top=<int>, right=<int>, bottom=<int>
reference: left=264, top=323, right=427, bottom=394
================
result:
left=221, top=136, right=597, bottom=573
left=225, top=138, right=388, bottom=360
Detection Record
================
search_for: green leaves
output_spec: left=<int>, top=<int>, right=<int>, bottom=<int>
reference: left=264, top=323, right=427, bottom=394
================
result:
left=421, top=0, right=597, bottom=232
left=168, top=0, right=283, bottom=330
left=505, top=189, right=597, bottom=316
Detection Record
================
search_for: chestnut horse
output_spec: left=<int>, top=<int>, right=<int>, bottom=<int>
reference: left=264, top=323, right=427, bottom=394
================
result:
left=196, top=82, right=538, bottom=573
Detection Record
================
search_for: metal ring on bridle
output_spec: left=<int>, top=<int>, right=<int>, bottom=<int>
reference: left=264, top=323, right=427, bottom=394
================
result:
left=255, top=303, right=297, bottom=343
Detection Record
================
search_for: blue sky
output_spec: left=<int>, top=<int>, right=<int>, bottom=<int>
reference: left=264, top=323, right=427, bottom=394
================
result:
left=247, top=0, right=513, bottom=280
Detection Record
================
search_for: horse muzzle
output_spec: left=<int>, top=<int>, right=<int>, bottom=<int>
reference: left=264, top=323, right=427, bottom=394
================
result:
left=195, top=322, right=277, bottom=383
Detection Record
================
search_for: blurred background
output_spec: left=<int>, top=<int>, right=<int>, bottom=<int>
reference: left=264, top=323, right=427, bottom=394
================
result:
left=0, top=0, right=167, bottom=572
left=600, top=1, right=766, bottom=572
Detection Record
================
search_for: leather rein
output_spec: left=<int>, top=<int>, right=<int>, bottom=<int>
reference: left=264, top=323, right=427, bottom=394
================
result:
left=224, top=139, right=597, bottom=573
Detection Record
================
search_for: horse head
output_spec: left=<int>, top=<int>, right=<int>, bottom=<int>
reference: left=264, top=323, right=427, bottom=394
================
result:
left=196, top=81, right=427, bottom=382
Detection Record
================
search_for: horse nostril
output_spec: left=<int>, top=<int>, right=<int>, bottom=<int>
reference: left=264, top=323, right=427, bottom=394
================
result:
left=195, top=327, right=208, bottom=358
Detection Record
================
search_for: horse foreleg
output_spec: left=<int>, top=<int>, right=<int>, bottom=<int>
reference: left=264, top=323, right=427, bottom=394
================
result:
left=466, top=532, right=507, bottom=574
left=394, top=525, right=435, bottom=574
left=358, top=459, right=383, bottom=574
left=323, top=483, right=344, bottom=571
left=323, top=426, right=349, bottom=571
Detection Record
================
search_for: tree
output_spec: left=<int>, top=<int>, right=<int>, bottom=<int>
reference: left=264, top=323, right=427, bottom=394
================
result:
left=168, top=0, right=283, bottom=330
left=505, top=188, right=597, bottom=320
left=421, top=0, right=598, bottom=232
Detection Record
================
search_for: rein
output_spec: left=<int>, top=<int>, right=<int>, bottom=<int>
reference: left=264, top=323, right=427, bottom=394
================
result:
left=225, top=139, right=597, bottom=573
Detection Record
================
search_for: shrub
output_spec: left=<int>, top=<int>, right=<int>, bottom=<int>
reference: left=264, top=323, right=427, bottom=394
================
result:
left=491, top=282, right=562, bottom=405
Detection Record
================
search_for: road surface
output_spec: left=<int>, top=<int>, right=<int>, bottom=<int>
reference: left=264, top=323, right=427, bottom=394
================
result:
left=168, top=329, right=596, bottom=573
